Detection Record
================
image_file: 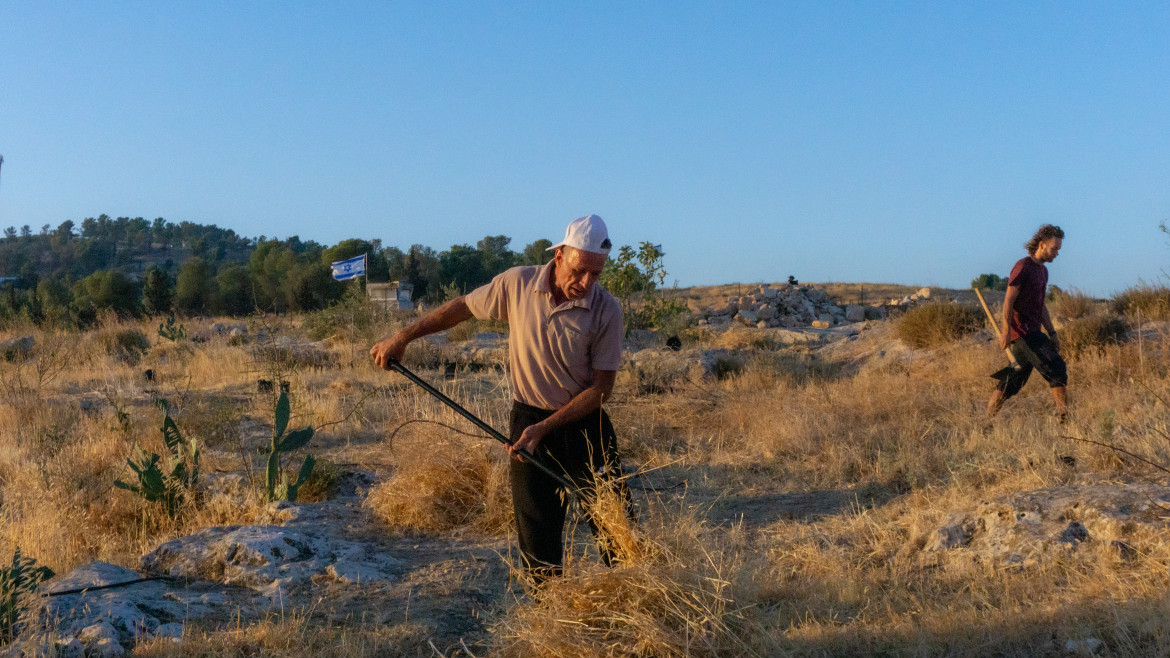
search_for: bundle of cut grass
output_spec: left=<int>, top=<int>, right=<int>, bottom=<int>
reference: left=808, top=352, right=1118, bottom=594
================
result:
left=365, top=433, right=511, bottom=534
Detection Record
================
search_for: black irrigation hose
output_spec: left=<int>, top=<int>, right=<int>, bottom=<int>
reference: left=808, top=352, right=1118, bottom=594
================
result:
left=386, top=359, right=579, bottom=493
left=44, top=576, right=177, bottom=598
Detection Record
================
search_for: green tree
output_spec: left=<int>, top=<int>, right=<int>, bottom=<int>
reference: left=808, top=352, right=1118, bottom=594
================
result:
left=248, top=240, right=301, bottom=312
left=71, top=270, right=139, bottom=321
left=600, top=242, right=685, bottom=333
left=476, top=235, right=515, bottom=277
left=141, top=265, right=174, bottom=316
left=215, top=264, right=253, bottom=315
left=403, top=247, right=431, bottom=301
left=322, top=239, right=389, bottom=283
left=971, top=273, right=1008, bottom=291
left=35, top=278, right=72, bottom=326
left=175, top=257, right=214, bottom=314
left=383, top=246, right=406, bottom=281
left=438, top=244, right=487, bottom=295
left=521, top=238, right=553, bottom=266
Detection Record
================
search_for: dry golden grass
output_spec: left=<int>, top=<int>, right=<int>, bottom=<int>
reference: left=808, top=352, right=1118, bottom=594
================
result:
left=5, top=307, right=1170, bottom=654
left=1112, top=281, right=1170, bottom=321
left=133, top=613, right=432, bottom=656
left=366, top=428, right=513, bottom=534
left=494, top=491, right=766, bottom=658
left=1050, top=286, right=1100, bottom=321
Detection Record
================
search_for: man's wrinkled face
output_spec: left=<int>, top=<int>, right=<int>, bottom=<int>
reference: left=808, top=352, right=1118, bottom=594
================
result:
left=1035, top=237, right=1062, bottom=263
left=553, top=246, right=607, bottom=301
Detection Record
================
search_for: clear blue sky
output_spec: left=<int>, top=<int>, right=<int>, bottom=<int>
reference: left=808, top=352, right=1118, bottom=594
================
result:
left=2, top=2, right=1168, bottom=295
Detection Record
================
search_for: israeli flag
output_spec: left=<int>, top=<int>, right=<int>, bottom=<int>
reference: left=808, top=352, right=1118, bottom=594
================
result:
left=330, top=254, right=366, bottom=281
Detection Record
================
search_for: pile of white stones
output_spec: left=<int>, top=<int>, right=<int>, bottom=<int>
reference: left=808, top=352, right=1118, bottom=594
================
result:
left=695, top=284, right=902, bottom=330
left=888, top=286, right=935, bottom=308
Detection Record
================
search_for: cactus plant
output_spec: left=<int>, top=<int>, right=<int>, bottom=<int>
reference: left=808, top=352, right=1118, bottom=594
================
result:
left=0, top=548, right=54, bottom=643
left=114, top=399, right=200, bottom=517
left=266, top=391, right=316, bottom=502
left=157, top=315, right=188, bottom=342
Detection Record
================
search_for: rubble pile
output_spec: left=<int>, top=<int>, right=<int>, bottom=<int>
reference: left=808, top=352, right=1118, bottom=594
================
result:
left=695, top=284, right=902, bottom=330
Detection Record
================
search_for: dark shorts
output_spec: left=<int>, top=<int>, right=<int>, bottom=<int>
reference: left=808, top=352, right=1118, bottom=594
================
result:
left=997, top=331, right=1068, bottom=399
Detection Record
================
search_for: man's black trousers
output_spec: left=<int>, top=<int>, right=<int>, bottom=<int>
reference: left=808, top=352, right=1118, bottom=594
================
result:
left=508, top=400, right=633, bottom=580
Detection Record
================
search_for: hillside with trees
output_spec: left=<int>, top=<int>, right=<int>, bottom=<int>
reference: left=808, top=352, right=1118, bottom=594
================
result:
left=0, top=215, right=554, bottom=326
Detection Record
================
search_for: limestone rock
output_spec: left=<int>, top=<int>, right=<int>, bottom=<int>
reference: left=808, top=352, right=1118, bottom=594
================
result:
left=844, top=305, right=866, bottom=322
left=141, top=502, right=403, bottom=601
left=0, top=335, right=34, bottom=361
left=923, top=483, right=1170, bottom=566
left=625, top=348, right=744, bottom=394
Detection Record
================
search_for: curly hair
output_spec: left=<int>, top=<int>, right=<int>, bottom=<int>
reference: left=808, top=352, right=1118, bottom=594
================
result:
left=1025, top=224, right=1064, bottom=255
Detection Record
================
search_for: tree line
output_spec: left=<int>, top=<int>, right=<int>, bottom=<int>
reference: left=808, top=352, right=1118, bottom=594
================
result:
left=0, top=215, right=555, bottom=326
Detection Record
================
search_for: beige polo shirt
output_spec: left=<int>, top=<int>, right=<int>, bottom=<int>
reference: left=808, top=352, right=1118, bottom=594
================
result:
left=464, top=261, right=623, bottom=410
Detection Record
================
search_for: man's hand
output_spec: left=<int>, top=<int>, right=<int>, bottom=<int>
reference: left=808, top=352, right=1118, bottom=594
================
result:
left=509, top=421, right=549, bottom=460
left=370, top=332, right=410, bottom=369
left=998, top=331, right=1010, bottom=350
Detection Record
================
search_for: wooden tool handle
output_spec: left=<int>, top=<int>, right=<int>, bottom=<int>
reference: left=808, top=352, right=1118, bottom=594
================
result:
left=973, top=287, right=1019, bottom=366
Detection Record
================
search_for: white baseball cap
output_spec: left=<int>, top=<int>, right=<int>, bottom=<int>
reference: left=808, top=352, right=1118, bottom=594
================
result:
left=547, top=214, right=612, bottom=255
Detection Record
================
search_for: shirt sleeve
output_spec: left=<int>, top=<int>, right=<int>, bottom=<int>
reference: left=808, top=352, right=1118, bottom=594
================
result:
left=590, top=297, right=624, bottom=371
left=464, top=270, right=512, bottom=322
left=1007, top=259, right=1031, bottom=288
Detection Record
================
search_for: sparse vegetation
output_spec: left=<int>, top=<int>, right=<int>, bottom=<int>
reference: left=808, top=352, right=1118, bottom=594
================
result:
left=265, top=391, right=316, bottom=503
left=1049, top=286, right=1097, bottom=320
left=1059, top=313, right=1131, bottom=359
left=2, top=283, right=1170, bottom=654
left=114, top=399, right=201, bottom=517
left=971, top=272, right=1008, bottom=291
left=894, top=301, right=983, bottom=348
left=0, top=548, right=53, bottom=643
left=1112, top=282, right=1170, bottom=321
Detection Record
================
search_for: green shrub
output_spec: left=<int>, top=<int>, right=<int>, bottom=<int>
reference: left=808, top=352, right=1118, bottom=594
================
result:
left=1059, top=313, right=1130, bottom=359
left=971, top=273, right=1008, bottom=291
left=302, top=284, right=380, bottom=342
left=1111, top=283, right=1170, bottom=321
left=895, top=303, right=983, bottom=348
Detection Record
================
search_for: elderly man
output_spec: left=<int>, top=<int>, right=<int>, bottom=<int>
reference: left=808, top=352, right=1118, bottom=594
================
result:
left=986, top=224, right=1068, bottom=421
left=370, top=214, right=632, bottom=581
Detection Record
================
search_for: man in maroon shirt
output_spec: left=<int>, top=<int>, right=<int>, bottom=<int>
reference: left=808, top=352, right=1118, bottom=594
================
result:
left=987, top=224, right=1068, bottom=420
